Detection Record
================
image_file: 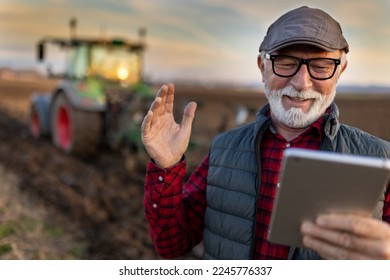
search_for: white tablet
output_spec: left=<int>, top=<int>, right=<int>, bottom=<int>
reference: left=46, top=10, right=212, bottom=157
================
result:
left=267, top=148, right=390, bottom=248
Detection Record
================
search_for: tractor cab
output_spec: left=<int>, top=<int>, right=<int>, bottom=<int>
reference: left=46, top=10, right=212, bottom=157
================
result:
left=30, top=23, right=153, bottom=170
left=38, top=37, right=144, bottom=86
left=37, top=35, right=152, bottom=110
left=38, top=35, right=146, bottom=83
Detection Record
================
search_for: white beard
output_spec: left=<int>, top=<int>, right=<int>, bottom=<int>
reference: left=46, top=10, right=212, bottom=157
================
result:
left=264, top=84, right=336, bottom=128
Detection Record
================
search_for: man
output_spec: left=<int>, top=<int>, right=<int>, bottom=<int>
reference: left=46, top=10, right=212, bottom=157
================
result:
left=141, top=6, right=390, bottom=259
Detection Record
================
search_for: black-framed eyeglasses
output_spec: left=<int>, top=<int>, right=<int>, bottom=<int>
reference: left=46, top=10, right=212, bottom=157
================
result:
left=265, top=53, right=341, bottom=80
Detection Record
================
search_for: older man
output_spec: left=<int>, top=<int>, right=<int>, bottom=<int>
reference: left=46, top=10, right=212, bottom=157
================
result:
left=141, top=6, right=390, bottom=259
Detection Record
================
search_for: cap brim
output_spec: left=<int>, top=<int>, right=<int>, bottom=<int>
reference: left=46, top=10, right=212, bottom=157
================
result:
left=265, top=40, right=343, bottom=54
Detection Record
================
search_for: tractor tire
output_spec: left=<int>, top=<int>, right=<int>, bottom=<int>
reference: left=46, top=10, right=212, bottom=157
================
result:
left=51, top=93, right=102, bottom=156
left=30, top=103, right=43, bottom=138
left=30, top=95, right=51, bottom=138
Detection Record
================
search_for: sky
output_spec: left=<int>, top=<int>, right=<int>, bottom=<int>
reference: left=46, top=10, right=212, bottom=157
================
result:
left=0, top=0, right=389, bottom=87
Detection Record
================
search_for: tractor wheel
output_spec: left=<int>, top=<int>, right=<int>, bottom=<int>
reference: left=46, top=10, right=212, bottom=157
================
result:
left=30, top=103, right=42, bottom=138
left=51, top=93, right=102, bottom=156
left=29, top=95, right=51, bottom=138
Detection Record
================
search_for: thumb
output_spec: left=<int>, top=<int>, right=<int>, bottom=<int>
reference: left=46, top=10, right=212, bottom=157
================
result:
left=181, top=101, right=197, bottom=129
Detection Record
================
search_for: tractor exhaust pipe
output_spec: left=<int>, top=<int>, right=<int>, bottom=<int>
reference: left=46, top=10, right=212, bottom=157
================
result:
left=69, top=17, right=77, bottom=39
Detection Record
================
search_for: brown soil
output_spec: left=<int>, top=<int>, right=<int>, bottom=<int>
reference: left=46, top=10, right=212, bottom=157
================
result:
left=0, top=78, right=389, bottom=260
left=0, top=78, right=163, bottom=259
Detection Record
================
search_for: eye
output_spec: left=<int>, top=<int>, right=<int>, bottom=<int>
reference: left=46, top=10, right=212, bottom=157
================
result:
left=274, top=57, right=298, bottom=69
left=310, top=60, right=334, bottom=73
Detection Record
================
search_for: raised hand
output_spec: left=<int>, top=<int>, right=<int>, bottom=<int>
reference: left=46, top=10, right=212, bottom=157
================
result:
left=141, top=83, right=197, bottom=168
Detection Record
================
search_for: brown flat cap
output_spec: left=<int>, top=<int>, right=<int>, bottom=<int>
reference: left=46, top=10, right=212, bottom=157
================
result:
left=259, top=6, right=349, bottom=53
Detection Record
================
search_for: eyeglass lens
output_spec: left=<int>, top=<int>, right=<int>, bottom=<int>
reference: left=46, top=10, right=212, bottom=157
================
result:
left=272, top=56, right=339, bottom=80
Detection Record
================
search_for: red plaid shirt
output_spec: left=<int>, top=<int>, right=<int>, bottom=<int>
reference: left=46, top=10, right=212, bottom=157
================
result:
left=144, top=118, right=390, bottom=259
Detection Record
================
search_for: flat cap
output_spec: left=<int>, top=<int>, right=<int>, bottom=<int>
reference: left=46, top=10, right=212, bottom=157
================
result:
left=259, top=6, right=349, bottom=53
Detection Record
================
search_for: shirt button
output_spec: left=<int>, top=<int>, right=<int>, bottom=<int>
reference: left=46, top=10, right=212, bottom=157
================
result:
left=153, top=203, right=157, bottom=209
left=286, top=143, right=290, bottom=148
left=158, top=176, right=164, bottom=182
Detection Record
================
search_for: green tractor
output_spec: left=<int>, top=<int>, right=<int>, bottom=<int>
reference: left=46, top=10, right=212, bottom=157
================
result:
left=29, top=20, right=154, bottom=170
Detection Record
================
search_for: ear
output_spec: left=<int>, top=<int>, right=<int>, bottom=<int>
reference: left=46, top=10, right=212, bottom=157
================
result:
left=341, top=59, right=348, bottom=74
left=257, top=54, right=266, bottom=83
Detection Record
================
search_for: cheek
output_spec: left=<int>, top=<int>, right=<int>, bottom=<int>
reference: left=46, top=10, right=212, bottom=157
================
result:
left=265, top=74, right=290, bottom=91
left=312, top=80, right=336, bottom=98
left=263, top=65, right=286, bottom=90
left=315, top=70, right=340, bottom=96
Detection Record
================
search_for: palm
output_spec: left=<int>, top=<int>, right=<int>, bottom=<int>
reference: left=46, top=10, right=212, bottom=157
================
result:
left=141, top=83, right=196, bottom=168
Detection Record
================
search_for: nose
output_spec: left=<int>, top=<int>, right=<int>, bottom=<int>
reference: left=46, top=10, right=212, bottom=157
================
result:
left=290, top=64, right=313, bottom=91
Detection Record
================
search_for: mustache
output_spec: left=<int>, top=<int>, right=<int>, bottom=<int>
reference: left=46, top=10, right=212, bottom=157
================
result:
left=279, top=86, right=322, bottom=100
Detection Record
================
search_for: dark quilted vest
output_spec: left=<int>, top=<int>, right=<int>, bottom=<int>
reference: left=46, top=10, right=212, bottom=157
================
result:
left=202, top=103, right=390, bottom=259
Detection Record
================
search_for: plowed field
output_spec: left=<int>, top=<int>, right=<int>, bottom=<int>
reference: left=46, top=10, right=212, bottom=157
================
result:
left=0, top=78, right=389, bottom=259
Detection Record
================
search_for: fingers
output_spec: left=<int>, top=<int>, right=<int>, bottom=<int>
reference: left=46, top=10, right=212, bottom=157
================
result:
left=165, top=82, right=175, bottom=113
left=301, top=214, right=390, bottom=259
left=302, top=233, right=369, bottom=259
left=142, top=84, right=169, bottom=138
left=316, top=214, right=390, bottom=239
left=141, top=109, right=153, bottom=138
left=149, top=83, right=175, bottom=117
left=152, top=85, right=168, bottom=117
left=181, top=101, right=197, bottom=129
left=301, top=221, right=375, bottom=258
